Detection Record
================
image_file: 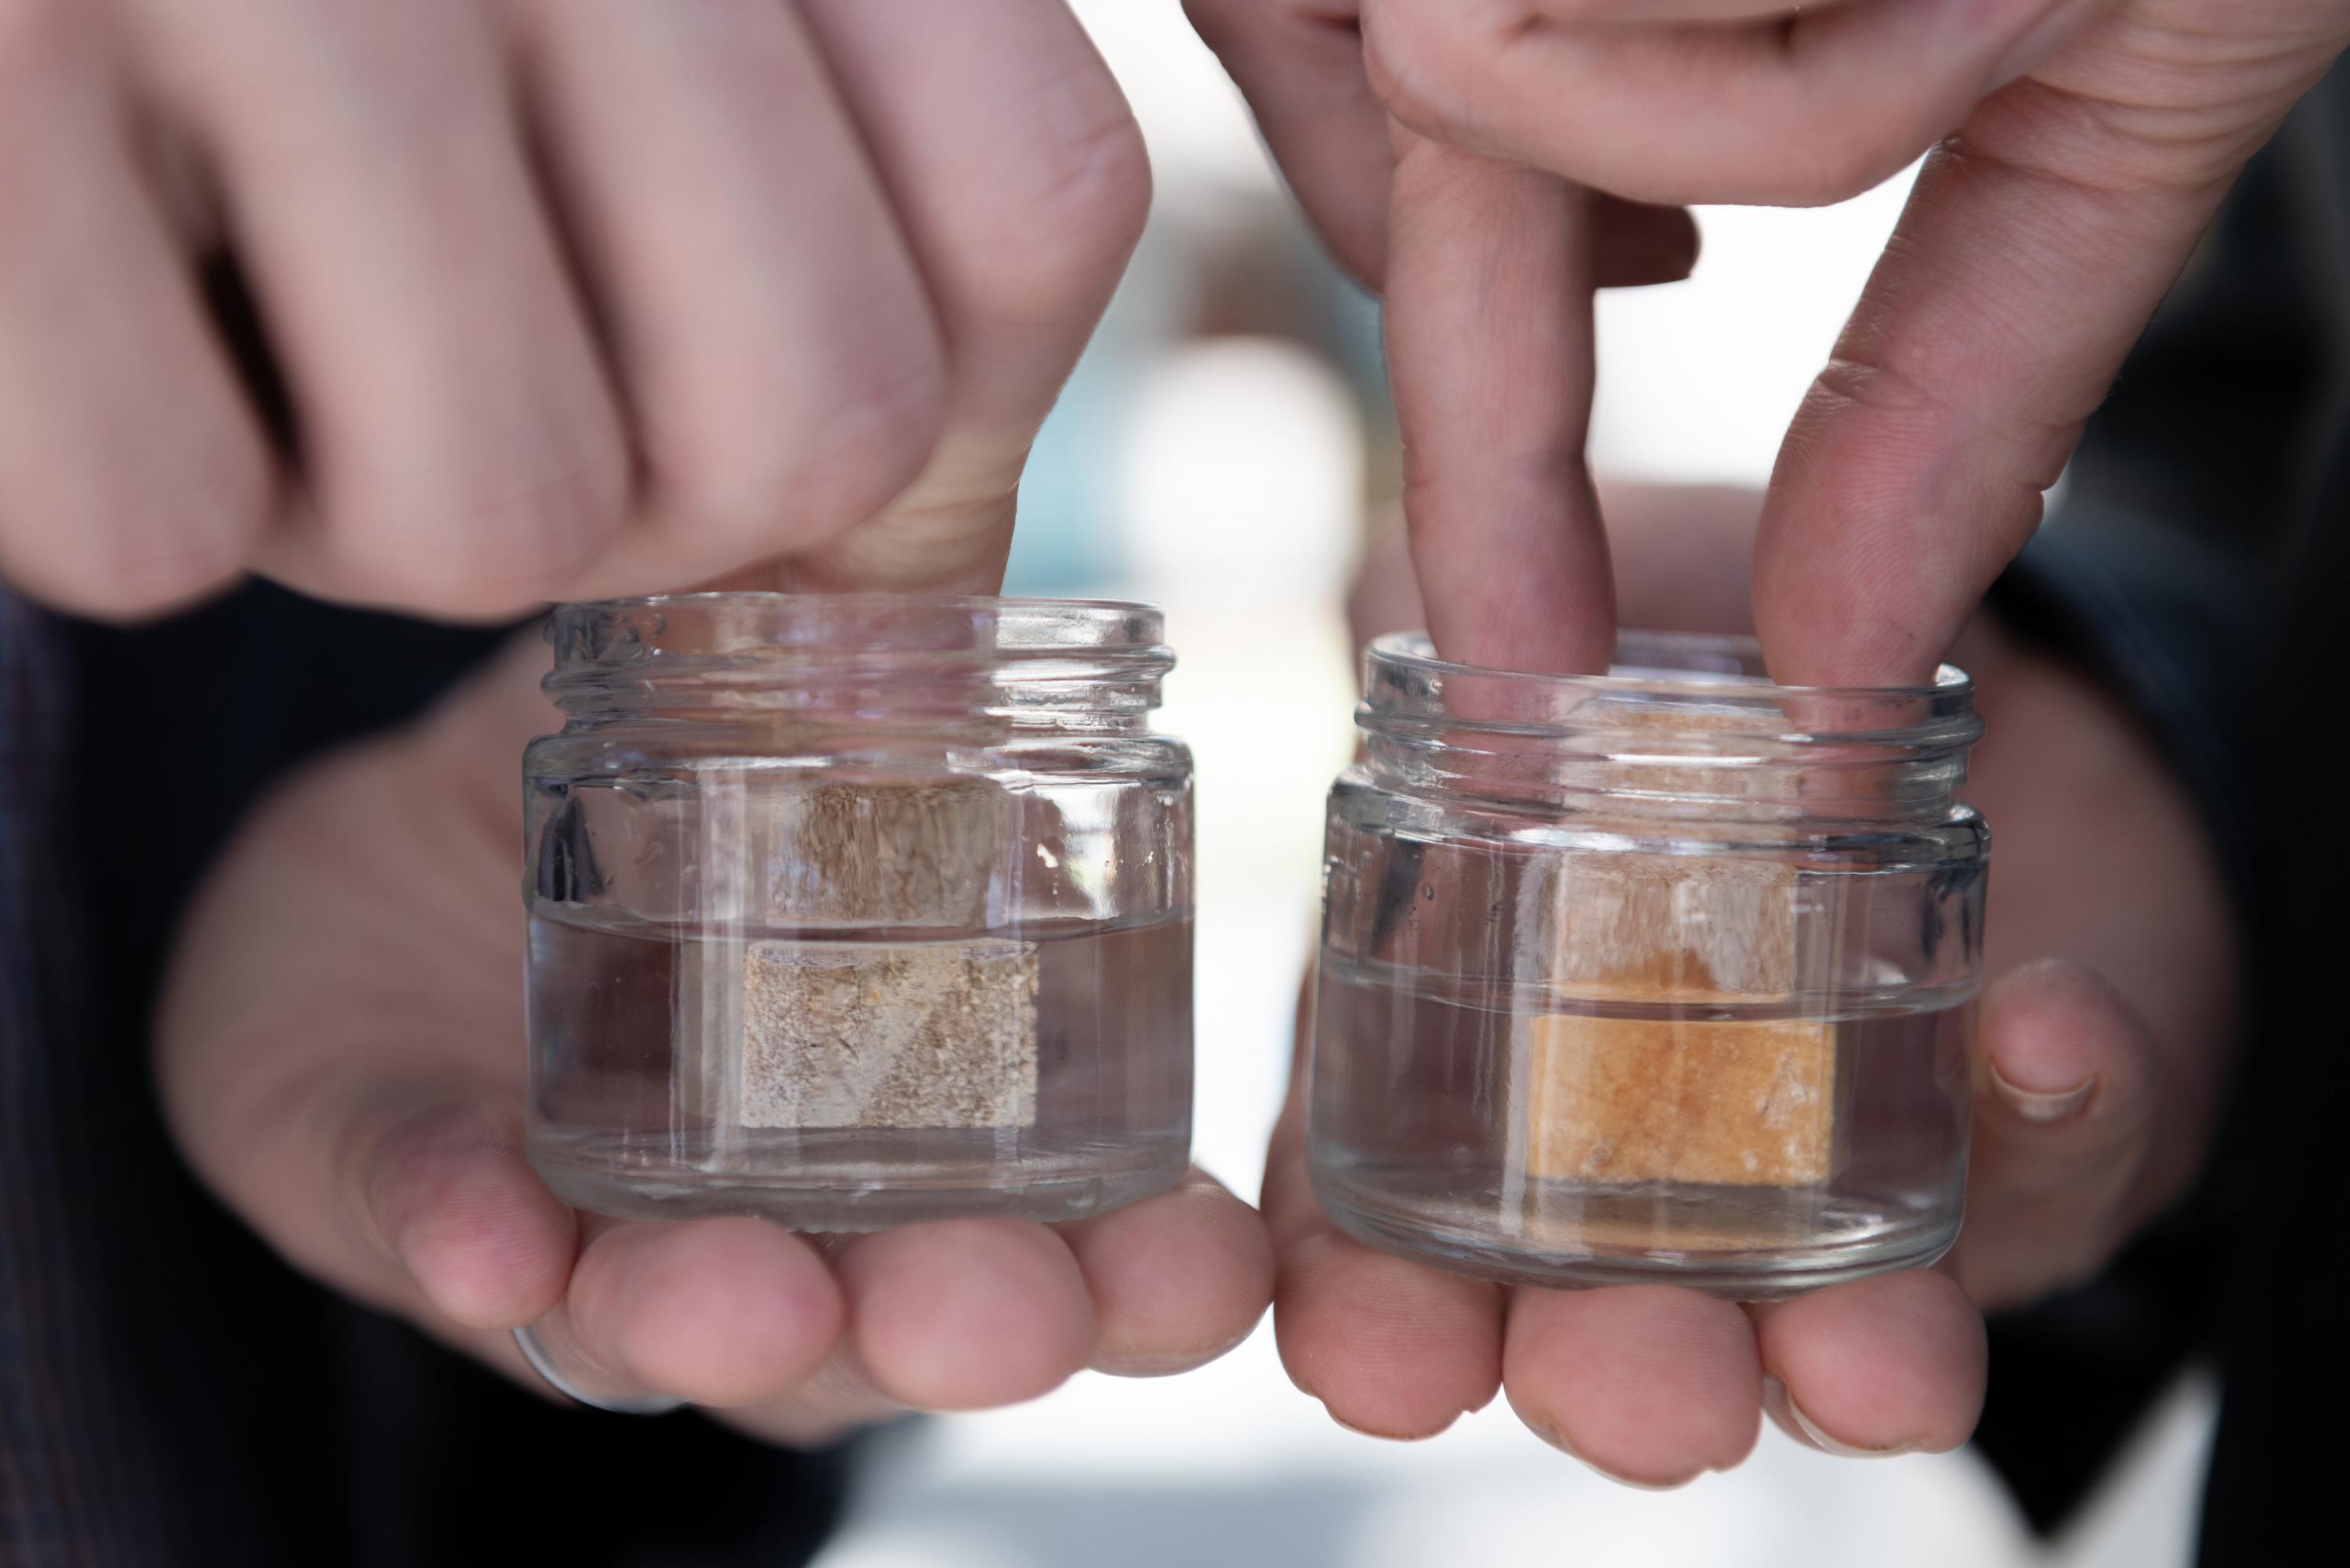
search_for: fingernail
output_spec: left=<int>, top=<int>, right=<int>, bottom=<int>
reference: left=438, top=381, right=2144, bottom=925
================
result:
left=1989, top=1062, right=2096, bottom=1123
left=1524, top=1418, right=1700, bottom=1490
left=1766, top=1376, right=1917, bottom=1460
left=1325, top=1406, right=1458, bottom=1443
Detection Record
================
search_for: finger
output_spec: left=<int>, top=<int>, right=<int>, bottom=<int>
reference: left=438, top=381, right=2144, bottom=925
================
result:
left=1185, top=0, right=1395, bottom=284
left=1362, top=0, right=2084, bottom=208
left=833, top=1219, right=1097, bottom=1411
left=1058, top=1169, right=1274, bottom=1376
left=501, top=0, right=945, bottom=598
left=1752, top=82, right=2310, bottom=685
left=1274, top=1230, right=1507, bottom=1440
left=1187, top=0, right=1698, bottom=291
left=1264, top=1078, right=1506, bottom=1438
left=360, top=1098, right=577, bottom=1331
left=551, top=1216, right=844, bottom=1408
left=1955, top=959, right=2161, bottom=1310
left=1752, top=1270, right=1986, bottom=1458
left=1385, top=132, right=1613, bottom=674
left=120, top=0, right=627, bottom=616
left=0, top=2, right=271, bottom=614
left=1502, top=1286, right=1760, bottom=1487
left=1538, top=1, right=1871, bottom=18
left=784, top=0, right=1150, bottom=593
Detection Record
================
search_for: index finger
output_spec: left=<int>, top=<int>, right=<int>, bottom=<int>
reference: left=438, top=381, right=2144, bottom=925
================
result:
left=1384, top=132, right=1614, bottom=674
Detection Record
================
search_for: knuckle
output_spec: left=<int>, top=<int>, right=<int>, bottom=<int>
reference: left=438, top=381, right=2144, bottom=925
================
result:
left=1360, top=1, right=1477, bottom=140
left=786, top=326, right=949, bottom=543
left=967, top=89, right=1152, bottom=322
left=640, top=308, right=947, bottom=554
left=331, top=449, right=627, bottom=614
left=2, top=446, right=271, bottom=619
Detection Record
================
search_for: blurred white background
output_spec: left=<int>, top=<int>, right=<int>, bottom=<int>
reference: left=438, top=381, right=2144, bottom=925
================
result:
left=815, top=6, right=2217, bottom=1565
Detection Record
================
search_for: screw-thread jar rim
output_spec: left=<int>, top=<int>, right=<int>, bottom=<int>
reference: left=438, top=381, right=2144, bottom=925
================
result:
left=543, top=592, right=1174, bottom=728
left=1356, top=630, right=1983, bottom=822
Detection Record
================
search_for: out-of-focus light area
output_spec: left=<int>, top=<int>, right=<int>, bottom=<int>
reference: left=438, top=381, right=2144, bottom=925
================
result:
left=816, top=5, right=2214, bottom=1566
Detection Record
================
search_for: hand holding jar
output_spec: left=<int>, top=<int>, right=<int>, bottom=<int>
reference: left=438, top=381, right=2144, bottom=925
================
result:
left=155, top=627, right=1272, bottom=1429
left=1263, top=496, right=2235, bottom=1483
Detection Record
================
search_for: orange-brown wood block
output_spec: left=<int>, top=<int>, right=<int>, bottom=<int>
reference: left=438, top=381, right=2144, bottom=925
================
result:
left=1521, top=1011, right=1835, bottom=1185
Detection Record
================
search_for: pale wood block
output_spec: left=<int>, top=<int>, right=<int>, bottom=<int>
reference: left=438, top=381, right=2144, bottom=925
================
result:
left=757, top=779, right=1006, bottom=927
left=717, top=938, right=1039, bottom=1129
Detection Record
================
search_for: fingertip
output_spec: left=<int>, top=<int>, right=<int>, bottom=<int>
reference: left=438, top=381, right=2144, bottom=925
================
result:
left=1979, top=957, right=2154, bottom=1120
left=1503, top=1285, right=1759, bottom=1487
left=838, top=1219, right=1094, bottom=1411
left=569, top=1218, right=843, bottom=1408
left=1061, top=1173, right=1274, bottom=1376
left=1275, top=1231, right=1503, bottom=1440
left=1755, top=1270, right=1986, bottom=1458
left=366, top=1104, right=576, bottom=1331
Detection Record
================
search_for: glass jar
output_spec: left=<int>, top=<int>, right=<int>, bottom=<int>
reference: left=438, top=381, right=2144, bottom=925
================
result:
left=1310, top=632, right=1987, bottom=1298
left=523, top=594, right=1194, bottom=1230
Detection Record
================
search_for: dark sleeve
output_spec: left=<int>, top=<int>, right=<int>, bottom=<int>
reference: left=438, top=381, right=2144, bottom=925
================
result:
left=60, top=584, right=854, bottom=1568
left=1964, top=60, right=2350, bottom=1539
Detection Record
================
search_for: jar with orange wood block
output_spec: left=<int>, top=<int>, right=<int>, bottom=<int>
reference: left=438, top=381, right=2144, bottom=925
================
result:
left=1309, top=631, right=1987, bottom=1299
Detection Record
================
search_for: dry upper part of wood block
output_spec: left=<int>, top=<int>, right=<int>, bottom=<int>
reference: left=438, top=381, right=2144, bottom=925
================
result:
left=757, top=779, right=1006, bottom=926
left=1517, top=697, right=1836, bottom=1187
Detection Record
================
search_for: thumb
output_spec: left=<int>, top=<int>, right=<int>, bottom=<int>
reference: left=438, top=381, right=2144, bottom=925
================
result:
left=1954, top=959, right=2162, bottom=1311
left=1753, top=68, right=2316, bottom=686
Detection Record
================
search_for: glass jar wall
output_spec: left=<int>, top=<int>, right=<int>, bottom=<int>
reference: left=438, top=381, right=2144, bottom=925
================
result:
left=1310, top=632, right=1987, bottom=1299
left=524, top=594, right=1193, bottom=1230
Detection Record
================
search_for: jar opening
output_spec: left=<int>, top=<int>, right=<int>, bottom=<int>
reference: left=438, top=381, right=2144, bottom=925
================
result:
left=1358, top=631, right=1981, bottom=818
left=1365, top=630, right=1975, bottom=744
left=543, top=593, right=1173, bottom=724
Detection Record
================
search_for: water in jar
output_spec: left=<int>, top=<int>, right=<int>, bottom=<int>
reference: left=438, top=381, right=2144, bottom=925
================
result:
left=1310, top=811, right=1979, bottom=1298
left=529, top=902, right=1194, bottom=1229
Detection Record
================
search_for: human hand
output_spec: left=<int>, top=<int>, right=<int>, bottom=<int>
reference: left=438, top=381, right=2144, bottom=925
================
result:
left=156, top=630, right=1272, bottom=1435
left=0, top=0, right=1144, bottom=617
left=1265, top=490, right=2235, bottom=1480
left=1191, top=1, right=2349, bottom=683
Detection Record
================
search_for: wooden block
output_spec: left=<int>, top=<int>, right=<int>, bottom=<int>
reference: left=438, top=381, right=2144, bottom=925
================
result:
left=1507, top=693, right=1842, bottom=1188
left=1522, top=1012, right=1834, bottom=1185
left=719, top=938, right=1039, bottom=1129
left=758, top=779, right=1005, bottom=927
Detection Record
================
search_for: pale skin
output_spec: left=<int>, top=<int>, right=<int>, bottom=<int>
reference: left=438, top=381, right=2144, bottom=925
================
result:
left=1180, top=0, right=2317, bottom=1479
left=0, top=0, right=1154, bottom=615
left=1188, top=0, right=2350, bottom=681
left=0, top=0, right=2285, bottom=1479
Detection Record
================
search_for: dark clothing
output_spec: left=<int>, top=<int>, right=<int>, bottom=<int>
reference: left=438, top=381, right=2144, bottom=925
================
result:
left=1971, top=60, right=2350, bottom=1555
left=1, top=587, right=848, bottom=1566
